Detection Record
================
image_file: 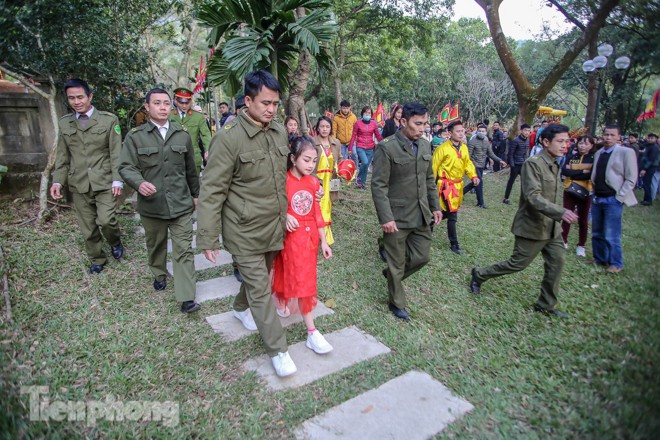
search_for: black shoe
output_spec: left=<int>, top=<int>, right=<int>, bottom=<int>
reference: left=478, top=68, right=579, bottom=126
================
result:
left=233, top=268, right=243, bottom=283
left=533, top=304, right=569, bottom=318
left=388, top=303, right=410, bottom=321
left=378, top=246, right=387, bottom=262
left=469, top=268, right=481, bottom=294
left=111, top=242, right=124, bottom=260
left=181, top=301, right=201, bottom=313
left=90, top=264, right=104, bottom=274
left=450, top=244, right=464, bottom=255
left=641, top=201, right=652, bottom=206
left=477, top=204, right=487, bottom=209
left=153, top=278, right=167, bottom=291
left=382, top=268, right=388, bottom=279
left=502, top=198, right=511, bottom=205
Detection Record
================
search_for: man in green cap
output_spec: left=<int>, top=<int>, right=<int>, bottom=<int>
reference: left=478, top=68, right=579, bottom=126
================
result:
left=119, top=88, right=201, bottom=314
left=50, top=78, right=124, bottom=274
left=470, top=123, right=578, bottom=318
left=170, top=87, right=212, bottom=170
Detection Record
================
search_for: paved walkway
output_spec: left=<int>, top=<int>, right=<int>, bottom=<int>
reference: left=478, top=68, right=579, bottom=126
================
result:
left=132, top=212, right=474, bottom=438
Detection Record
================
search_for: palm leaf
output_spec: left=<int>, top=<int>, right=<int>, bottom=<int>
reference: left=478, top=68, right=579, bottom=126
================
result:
left=286, top=8, right=337, bottom=56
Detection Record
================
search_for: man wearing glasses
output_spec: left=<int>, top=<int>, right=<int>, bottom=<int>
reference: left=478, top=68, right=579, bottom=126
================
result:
left=469, top=124, right=578, bottom=318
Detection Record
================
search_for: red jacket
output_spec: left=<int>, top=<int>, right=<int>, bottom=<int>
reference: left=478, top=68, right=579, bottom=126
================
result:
left=349, top=119, right=383, bottom=150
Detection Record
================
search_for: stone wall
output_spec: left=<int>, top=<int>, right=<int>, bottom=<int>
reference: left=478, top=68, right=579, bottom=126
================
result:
left=0, top=90, right=57, bottom=197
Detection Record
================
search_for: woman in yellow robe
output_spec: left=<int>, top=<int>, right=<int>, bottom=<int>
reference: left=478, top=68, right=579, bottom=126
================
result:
left=314, top=116, right=342, bottom=245
left=432, top=120, right=479, bottom=254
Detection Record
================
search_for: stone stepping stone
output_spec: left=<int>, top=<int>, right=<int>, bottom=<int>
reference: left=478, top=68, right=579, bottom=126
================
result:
left=243, top=326, right=390, bottom=391
left=166, top=250, right=232, bottom=273
left=195, top=275, right=241, bottom=303
left=294, top=370, right=474, bottom=440
left=205, top=302, right=335, bottom=341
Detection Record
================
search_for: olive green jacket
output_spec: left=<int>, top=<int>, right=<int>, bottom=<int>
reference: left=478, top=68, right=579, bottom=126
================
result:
left=196, top=110, right=289, bottom=256
left=371, top=131, right=441, bottom=229
left=54, top=109, right=122, bottom=193
left=512, top=149, right=566, bottom=240
left=169, top=109, right=212, bottom=166
left=119, top=121, right=199, bottom=220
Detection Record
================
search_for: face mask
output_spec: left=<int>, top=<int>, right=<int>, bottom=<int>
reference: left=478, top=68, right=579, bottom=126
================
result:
left=362, top=115, right=371, bottom=122
left=476, top=132, right=486, bottom=140
left=425, top=128, right=431, bottom=134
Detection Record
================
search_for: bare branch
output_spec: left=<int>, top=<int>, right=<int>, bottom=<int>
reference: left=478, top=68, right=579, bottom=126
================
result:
left=546, top=0, right=586, bottom=31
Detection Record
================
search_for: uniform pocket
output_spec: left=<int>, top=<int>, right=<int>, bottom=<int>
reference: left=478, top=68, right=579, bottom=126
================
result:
left=238, top=150, right=266, bottom=182
left=278, top=145, right=291, bottom=156
left=137, top=147, right=160, bottom=168
left=169, top=145, right=187, bottom=166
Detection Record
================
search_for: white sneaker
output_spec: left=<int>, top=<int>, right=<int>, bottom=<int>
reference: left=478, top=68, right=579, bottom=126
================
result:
left=276, top=305, right=290, bottom=318
left=271, top=351, right=297, bottom=377
left=576, top=246, right=586, bottom=257
left=306, top=330, right=333, bottom=354
left=563, top=241, right=569, bottom=249
left=233, top=308, right=257, bottom=331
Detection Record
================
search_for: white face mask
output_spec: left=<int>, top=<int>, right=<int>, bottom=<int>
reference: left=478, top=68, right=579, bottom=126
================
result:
left=424, top=128, right=431, bottom=134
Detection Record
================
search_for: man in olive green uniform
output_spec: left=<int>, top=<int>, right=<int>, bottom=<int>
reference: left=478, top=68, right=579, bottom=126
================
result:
left=119, top=88, right=201, bottom=314
left=371, top=102, right=443, bottom=321
left=197, top=70, right=297, bottom=377
left=50, top=78, right=124, bottom=274
left=470, top=124, right=578, bottom=318
left=170, top=87, right=212, bottom=170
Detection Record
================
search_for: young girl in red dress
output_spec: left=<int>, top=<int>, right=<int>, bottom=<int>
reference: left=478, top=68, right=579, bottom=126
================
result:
left=272, top=135, right=334, bottom=354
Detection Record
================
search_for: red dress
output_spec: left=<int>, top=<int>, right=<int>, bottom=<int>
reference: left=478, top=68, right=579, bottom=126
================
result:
left=272, top=170, right=325, bottom=314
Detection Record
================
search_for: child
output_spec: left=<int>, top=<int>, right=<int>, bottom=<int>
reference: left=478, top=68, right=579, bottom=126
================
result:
left=272, top=135, right=334, bottom=354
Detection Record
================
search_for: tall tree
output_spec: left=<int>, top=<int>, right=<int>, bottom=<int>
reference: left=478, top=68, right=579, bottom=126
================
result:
left=0, top=0, right=174, bottom=220
left=198, top=0, right=338, bottom=130
left=474, top=0, right=620, bottom=136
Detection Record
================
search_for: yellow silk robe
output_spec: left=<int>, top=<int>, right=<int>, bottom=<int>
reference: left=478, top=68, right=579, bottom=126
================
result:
left=432, top=139, right=477, bottom=212
left=315, top=141, right=338, bottom=246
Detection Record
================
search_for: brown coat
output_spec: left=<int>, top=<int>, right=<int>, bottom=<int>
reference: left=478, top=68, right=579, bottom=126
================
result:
left=313, top=135, right=341, bottom=173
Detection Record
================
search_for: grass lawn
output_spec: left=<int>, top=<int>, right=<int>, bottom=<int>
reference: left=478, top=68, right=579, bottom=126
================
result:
left=1, top=171, right=658, bottom=439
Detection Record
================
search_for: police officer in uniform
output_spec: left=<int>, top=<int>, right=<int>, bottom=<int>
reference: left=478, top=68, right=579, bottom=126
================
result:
left=470, top=124, right=579, bottom=318
left=119, top=88, right=201, bottom=313
left=170, top=87, right=212, bottom=170
left=50, top=78, right=124, bottom=274
left=371, top=102, right=443, bottom=321
left=196, top=70, right=298, bottom=377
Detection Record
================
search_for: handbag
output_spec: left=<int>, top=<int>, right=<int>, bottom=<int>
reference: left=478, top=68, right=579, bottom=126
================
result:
left=566, top=182, right=589, bottom=201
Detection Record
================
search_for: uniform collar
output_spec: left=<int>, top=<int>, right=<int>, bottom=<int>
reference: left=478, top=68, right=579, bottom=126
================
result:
left=539, top=149, right=560, bottom=168
left=395, top=131, right=418, bottom=156
left=238, top=108, right=278, bottom=138
left=75, top=106, right=94, bottom=120
left=149, top=120, right=170, bottom=131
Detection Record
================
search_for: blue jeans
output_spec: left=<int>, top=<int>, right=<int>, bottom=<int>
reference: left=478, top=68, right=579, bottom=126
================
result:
left=341, top=144, right=357, bottom=165
left=591, top=195, right=624, bottom=268
left=356, top=147, right=374, bottom=185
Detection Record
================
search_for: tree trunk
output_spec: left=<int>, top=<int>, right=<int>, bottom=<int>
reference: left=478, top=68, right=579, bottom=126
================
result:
left=475, top=0, right=620, bottom=138
left=584, top=40, right=599, bottom=131
left=287, top=49, right=312, bottom=134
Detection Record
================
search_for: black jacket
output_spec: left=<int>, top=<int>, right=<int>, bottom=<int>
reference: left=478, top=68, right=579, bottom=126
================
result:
left=506, top=135, right=530, bottom=166
left=381, top=118, right=400, bottom=139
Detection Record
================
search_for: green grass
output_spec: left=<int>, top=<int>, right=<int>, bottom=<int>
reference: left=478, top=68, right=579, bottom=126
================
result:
left=1, top=171, right=658, bottom=439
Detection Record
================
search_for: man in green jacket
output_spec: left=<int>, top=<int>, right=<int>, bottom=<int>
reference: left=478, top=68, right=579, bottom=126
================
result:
left=371, top=102, right=443, bottom=321
left=170, top=87, right=212, bottom=170
left=50, top=78, right=124, bottom=274
left=470, top=123, right=578, bottom=318
left=119, top=88, right=201, bottom=314
left=196, top=70, right=296, bottom=377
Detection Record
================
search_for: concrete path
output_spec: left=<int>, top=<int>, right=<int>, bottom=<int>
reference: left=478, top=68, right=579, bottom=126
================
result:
left=295, top=370, right=473, bottom=440
left=206, top=302, right=335, bottom=341
left=195, top=275, right=242, bottom=303
left=243, top=326, right=390, bottom=391
left=166, top=251, right=232, bottom=273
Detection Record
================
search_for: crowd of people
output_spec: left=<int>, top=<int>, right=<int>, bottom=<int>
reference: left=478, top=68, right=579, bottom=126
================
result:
left=50, top=70, right=657, bottom=378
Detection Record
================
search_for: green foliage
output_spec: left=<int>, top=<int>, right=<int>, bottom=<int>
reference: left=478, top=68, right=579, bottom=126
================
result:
left=198, top=0, right=338, bottom=95
left=0, top=0, right=178, bottom=132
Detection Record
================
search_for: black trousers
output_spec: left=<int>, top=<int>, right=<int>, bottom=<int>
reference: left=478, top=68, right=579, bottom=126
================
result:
left=504, top=164, right=523, bottom=199
left=441, top=210, right=458, bottom=246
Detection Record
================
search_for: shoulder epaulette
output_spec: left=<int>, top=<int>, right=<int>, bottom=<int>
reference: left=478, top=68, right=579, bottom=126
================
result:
left=223, top=121, right=237, bottom=130
left=59, top=113, right=75, bottom=121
